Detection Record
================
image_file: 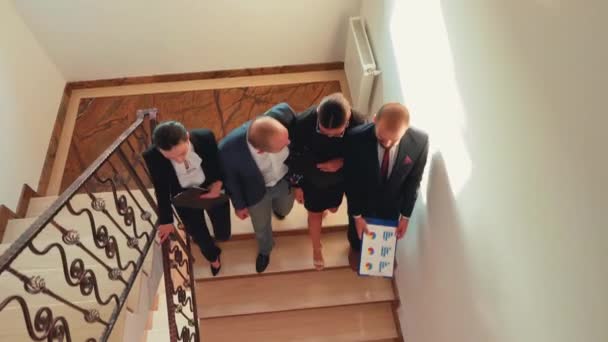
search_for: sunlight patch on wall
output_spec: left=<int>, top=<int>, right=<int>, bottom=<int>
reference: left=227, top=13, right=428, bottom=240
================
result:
left=389, top=0, right=471, bottom=196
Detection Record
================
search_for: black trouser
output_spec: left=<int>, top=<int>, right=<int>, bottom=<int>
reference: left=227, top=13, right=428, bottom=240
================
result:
left=175, top=201, right=231, bottom=262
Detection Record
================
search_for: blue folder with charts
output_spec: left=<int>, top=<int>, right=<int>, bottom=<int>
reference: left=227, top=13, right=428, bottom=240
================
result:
left=358, top=218, right=398, bottom=278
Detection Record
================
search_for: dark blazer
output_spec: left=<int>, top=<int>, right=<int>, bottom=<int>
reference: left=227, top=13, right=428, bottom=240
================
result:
left=345, top=123, right=429, bottom=220
left=218, top=102, right=296, bottom=210
left=288, top=106, right=365, bottom=187
left=143, top=129, right=222, bottom=225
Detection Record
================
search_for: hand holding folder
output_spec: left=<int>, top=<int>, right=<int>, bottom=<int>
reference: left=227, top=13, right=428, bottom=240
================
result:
left=172, top=186, right=229, bottom=210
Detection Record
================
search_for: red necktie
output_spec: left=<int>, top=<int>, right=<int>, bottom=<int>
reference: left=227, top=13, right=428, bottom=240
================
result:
left=380, top=147, right=390, bottom=182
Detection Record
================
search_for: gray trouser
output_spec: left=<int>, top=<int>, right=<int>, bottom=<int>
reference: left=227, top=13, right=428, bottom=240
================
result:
left=248, top=179, right=295, bottom=255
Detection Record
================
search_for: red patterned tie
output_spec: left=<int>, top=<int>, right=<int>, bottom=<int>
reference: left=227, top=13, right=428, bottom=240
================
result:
left=380, top=147, right=390, bottom=182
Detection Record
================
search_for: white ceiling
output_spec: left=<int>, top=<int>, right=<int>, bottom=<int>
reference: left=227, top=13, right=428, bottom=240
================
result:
left=15, top=0, right=362, bottom=81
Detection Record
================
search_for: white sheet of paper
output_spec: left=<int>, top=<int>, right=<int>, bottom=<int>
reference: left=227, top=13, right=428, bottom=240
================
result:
left=359, top=220, right=397, bottom=277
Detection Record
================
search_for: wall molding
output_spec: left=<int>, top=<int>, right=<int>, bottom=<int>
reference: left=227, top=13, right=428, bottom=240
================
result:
left=67, top=62, right=344, bottom=90
left=36, top=62, right=344, bottom=197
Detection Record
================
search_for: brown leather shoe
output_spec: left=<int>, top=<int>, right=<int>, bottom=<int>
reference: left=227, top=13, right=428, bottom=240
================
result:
left=348, top=248, right=361, bottom=272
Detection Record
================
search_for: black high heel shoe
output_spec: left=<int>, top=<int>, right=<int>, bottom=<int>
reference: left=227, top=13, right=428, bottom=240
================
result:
left=210, top=255, right=221, bottom=277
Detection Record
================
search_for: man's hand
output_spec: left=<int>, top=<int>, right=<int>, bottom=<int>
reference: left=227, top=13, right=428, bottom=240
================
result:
left=354, top=216, right=369, bottom=239
left=396, top=217, right=409, bottom=239
left=158, top=223, right=175, bottom=243
left=200, top=181, right=222, bottom=199
left=293, top=187, right=304, bottom=204
left=235, top=208, right=249, bottom=220
left=316, top=158, right=344, bottom=172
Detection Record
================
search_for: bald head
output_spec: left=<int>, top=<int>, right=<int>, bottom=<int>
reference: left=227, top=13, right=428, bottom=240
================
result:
left=376, top=103, right=410, bottom=127
left=374, top=102, right=410, bottom=148
left=248, top=116, right=290, bottom=153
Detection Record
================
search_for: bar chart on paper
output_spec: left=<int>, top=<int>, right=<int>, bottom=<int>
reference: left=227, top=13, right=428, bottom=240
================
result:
left=359, top=218, right=398, bottom=277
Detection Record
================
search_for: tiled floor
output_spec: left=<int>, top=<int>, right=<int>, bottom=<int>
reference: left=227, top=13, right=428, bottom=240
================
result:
left=49, top=70, right=349, bottom=194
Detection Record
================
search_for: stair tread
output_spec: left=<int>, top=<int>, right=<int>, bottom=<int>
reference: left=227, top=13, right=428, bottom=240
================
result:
left=199, top=302, right=399, bottom=342
left=196, top=268, right=395, bottom=318
left=193, top=230, right=350, bottom=279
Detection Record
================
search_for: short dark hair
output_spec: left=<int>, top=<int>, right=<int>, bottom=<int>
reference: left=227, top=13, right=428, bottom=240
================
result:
left=317, top=93, right=351, bottom=129
left=153, top=121, right=188, bottom=151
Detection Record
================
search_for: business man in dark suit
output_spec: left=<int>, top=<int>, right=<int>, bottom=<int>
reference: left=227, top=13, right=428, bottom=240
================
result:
left=344, top=102, right=429, bottom=271
left=143, top=121, right=231, bottom=276
left=219, top=103, right=296, bottom=273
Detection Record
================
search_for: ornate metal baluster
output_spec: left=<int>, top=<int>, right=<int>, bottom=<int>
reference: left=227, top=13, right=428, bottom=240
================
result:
left=116, top=146, right=159, bottom=216
left=181, top=220, right=201, bottom=340
left=92, top=173, right=150, bottom=244
left=6, top=267, right=109, bottom=326
left=65, top=202, right=138, bottom=274
left=104, top=159, right=155, bottom=229
left=161, top=207, right=200, bottom=342
left=0, top=296, right=78, bottom=342
left=27, top=242, right=121, bottom=308
left=126, top=131, right=153, bottom=181
left=162, top=238, right=179, bottom=340
left=0, top=110, right=186, bottom=342
left=83, top=181, right=145, bottom=255
left=49, top=219, right=128, bottom=285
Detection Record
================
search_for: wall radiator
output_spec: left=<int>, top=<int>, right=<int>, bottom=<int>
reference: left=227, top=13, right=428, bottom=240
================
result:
left=344, top=16, right=381, bottom=114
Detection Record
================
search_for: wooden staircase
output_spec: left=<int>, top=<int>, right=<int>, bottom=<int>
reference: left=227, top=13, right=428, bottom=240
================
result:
left=0, top=190, right=163, bottom=342
left=1, top=190, right=402, bottom=341
left=145, top=201, right=403, bottom=341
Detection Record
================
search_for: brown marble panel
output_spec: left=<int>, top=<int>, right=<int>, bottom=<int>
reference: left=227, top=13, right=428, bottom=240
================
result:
left=66, top=62, right=344, bottom=90
left=60, top=81, right=342, bottom=192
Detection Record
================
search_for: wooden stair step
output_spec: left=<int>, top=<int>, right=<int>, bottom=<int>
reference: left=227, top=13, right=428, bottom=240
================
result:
left=193, top=230, right=350, bottom=279
left=199, top=302, right=399, bottom=342
left=196, top=268, right=395, bottom=318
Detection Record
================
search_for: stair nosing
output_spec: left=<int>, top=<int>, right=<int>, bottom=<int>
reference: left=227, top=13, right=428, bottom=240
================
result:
left=198, top=299, right=398, bottom=320
left=196, top=268, right=397, bottom=319
left=195, top=265, right=351, bottom=282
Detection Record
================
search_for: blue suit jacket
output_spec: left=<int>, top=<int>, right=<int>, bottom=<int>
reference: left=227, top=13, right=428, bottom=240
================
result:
left=219, top=103, right=296, bottom=209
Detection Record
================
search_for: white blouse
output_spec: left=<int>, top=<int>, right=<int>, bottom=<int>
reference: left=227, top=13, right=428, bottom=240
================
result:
left=170, top=142, right=206, bottom=188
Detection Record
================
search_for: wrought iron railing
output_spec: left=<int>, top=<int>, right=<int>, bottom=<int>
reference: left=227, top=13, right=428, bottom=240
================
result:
left=0, top=108, right=200, bottom=341
left=161, top=209, right=201, bottom=341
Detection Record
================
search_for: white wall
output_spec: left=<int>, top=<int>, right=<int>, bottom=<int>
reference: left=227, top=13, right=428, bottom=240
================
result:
left=361, top=1, right=608, bottom=341
left=15, top=0, right=362, bottom=81
left=0, top=1, right=66, bottom=208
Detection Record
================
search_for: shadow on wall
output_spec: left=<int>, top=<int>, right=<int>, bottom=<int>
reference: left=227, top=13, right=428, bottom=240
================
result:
left=396, top=152, right=493, bottom=342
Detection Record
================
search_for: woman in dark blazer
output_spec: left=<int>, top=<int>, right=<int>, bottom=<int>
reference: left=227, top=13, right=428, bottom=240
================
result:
left=143, top=121, right=231, bottom=276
